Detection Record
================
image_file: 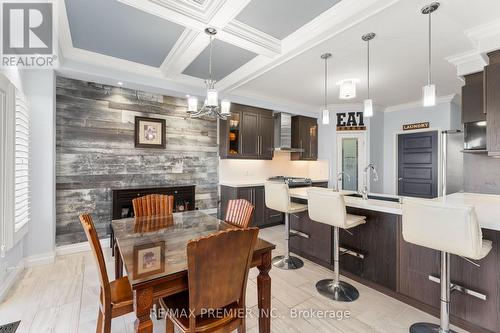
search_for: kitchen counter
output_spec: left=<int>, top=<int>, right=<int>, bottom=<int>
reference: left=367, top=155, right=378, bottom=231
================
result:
left=289, top=187, right=403, bottom=215
left=219, top=179, right=329, bottom=188
left=432, top=192, right=500, bottom=231
left=290, top=188, right=500, bottom=231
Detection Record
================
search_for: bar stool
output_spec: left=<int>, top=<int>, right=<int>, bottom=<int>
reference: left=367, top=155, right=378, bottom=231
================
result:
left=307, top=188, right=366, bottom=302
left=403, top=198, right=492, bottom=333
left=264, top=181, right=307, bottom=270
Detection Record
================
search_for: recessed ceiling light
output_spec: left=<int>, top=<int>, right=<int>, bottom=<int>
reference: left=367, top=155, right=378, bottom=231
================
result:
left=117, top=81, right=123, bottom=86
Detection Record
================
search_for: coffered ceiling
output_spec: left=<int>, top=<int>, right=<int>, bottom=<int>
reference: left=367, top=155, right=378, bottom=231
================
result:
left=59, top=0, right=500, bottom=111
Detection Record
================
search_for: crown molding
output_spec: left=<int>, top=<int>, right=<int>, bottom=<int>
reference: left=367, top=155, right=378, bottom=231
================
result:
left=384, top=94, right=457, bottom=113
left=445, top=50, right=488, bottom=77
left=465, top=18, right=500, bottom=52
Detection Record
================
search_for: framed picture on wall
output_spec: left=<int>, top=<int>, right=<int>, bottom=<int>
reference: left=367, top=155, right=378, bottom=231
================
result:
left=134, top=116, right=166, bottom=148
left=133, top=241, right=165, bottom=279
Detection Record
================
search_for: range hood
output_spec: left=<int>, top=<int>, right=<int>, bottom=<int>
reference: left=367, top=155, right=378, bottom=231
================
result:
left=273, top=112, right=304, bottom=152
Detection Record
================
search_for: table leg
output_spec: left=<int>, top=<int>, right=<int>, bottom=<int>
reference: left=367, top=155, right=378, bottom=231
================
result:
left=257, top=251, right=272, bottom=333
left=114, top=243, right=123, bottom=279
left=134, top=287, right=154, bottom=333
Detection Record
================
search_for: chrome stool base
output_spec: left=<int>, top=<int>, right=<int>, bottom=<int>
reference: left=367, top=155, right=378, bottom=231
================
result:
left=316, top=279, right=359, bottom=302
left=409, top=323, right=457, bottom=333
left=272, top=255, right=304, bottom=270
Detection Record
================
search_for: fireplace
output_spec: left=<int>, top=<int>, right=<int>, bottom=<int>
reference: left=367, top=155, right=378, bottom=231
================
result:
left=111, top=185, right=196, bottom=219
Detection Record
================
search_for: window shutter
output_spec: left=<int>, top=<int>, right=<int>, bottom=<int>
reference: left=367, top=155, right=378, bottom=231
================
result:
left=14, top=91, right=30, bottom=232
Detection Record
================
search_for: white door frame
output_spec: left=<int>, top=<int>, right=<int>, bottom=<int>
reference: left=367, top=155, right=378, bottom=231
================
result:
left=336, top=131, right=367, bottom=191
left=393, top=127, right=443, bottom=196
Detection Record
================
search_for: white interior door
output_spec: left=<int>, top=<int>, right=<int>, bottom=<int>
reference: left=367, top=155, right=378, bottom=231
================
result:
left=336, top=132, right=367, bottom=191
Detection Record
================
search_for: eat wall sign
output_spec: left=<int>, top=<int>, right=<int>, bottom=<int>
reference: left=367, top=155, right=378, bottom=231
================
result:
left=336, top=112, right=366, bottom=131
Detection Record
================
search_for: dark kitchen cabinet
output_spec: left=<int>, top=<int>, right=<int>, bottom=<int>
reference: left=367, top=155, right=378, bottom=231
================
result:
left=340, top=208, right=400, bottom=291
left=289, top=211, right=333, bottom=267
left=291, top=116, right=318, bottom=161
left=220, top=185, right=282, bottom=228
left=219, top=104, right=274, bottom=160
left=462, top=72, right=485, bottom=123
left=486, top=50, right=500, bottom=156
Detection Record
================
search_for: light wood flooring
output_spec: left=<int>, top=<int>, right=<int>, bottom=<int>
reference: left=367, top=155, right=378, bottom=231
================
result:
left=0, top=225, right=468, bottom=333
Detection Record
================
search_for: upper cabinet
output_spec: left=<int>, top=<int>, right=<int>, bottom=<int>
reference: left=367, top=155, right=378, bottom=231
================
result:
left=291, top=116, right=318, bottom=161
left=486, top=50, right=500, bottom=156
left=461, top=71, right=485, bottom=123
left=219, top=103, right=274, bottom=160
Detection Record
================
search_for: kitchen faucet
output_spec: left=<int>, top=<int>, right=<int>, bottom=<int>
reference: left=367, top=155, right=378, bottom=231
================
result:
left=360, top=163, right=379, bottom=200
left=336, top=171, right=351, bottom=192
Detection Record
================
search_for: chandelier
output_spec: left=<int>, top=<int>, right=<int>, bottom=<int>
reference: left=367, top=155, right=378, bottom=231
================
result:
left=187, top=28, right=230, bottom=119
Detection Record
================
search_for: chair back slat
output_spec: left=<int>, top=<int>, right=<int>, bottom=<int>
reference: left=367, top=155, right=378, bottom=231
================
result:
left=225, top=199, right=254, bottom=229
left=187, top=228, right=259, bottom=317
left=132, top=194, right=174, bottom=217
left=79, top=214, right=111, bottom=305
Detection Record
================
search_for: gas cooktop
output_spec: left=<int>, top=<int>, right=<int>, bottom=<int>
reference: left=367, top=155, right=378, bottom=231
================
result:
left=267, top=176, right=312, bottom=188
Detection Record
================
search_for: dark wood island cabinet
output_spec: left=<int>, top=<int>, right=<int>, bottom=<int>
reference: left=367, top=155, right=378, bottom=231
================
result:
left=288, top=193, right=500, bottom=333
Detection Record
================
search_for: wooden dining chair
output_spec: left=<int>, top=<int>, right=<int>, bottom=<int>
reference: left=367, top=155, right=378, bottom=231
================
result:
left=224, top=199, right=254, bottom=229
left=132, top=194, right=175, bottom=217
left=160, top=228, right=259, bottom=333
left=80, top=214, right=134, bottom=333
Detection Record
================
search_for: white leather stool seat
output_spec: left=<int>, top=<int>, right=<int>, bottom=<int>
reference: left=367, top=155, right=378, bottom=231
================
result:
left=289, top=202, right=308, bottom=214
left=478, top=239, right=493, bottom=260
left=346, top=214, right=366, bottom=228
left=403, top=198, right=492, bottom=260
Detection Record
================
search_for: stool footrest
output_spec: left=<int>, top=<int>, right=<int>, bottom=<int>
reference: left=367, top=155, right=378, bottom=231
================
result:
left=428, top=275, right=487, bottom=301
left=339, top=246, right=365, bottom=260
left=289, top=229, right=309, bottom=239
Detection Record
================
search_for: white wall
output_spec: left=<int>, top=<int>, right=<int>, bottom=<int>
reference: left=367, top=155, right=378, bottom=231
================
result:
left=22, top=70, right=56, bottom=259
left=382, top=101, right=457, bottom=194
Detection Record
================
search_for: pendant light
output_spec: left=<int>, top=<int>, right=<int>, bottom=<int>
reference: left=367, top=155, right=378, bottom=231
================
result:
left=421, top=2, right=440, bottom=107
left=320, top=53, right=332, bottom=125
left=186, top=28, right=230, bottom=119
left=362, top=32, right=375, bottom=118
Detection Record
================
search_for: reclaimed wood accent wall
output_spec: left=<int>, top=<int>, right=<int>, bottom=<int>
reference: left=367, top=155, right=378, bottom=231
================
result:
left=56, top=77, right=218, bottom=245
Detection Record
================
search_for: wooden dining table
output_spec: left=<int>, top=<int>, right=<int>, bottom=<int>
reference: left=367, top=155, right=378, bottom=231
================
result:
left=111, top=210, right=276, bottom=333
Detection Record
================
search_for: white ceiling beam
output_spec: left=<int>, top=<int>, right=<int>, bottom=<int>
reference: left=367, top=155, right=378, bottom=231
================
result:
left=217, top=0, right=402, bottom=92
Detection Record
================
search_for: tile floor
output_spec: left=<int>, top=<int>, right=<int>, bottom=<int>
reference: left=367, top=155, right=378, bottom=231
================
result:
left=0, top=225, right=468, bottom=333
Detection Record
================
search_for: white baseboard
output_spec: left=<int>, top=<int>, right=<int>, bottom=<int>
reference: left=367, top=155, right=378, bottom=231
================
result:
left=56, top=238, right=110, bottom=256
left=24, top=251, right=56, bottom=267
left=0, top=259, right=25, bottom=303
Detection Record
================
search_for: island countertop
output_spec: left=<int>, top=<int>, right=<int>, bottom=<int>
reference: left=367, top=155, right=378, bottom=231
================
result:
left=289, top=187, right=500, bottom=231
left=288, top=187, right=403, bottom=215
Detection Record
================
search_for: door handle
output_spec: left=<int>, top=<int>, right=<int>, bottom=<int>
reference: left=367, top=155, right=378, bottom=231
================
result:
left=398, top=178, right=403, bottom=181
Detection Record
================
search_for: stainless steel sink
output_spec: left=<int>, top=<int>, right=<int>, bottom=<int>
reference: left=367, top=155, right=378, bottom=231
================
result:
left=345, top=193, right=401, bottom=203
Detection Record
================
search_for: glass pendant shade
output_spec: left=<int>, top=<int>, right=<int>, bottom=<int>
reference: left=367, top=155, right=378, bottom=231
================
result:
left=187, top=96, right=198, bottom=112
left=339, top=80, right=356, bottom=99
left=221, top=99, right=231, bottom=115
left=206, top=89, right=218, bottom=107
left=322, top=109, right=330, bottom=125
left=422, top=84, right=436, bottom=107
left=364, top=99, right=373, bottom=117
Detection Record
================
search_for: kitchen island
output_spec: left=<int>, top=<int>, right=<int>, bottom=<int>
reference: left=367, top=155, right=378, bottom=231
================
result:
left=288, top=188, right=500, bottom=333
